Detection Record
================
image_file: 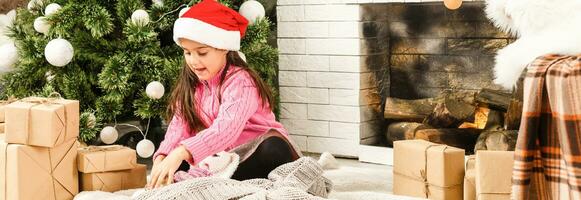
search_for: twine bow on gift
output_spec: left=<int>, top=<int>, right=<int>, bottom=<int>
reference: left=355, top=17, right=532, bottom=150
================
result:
left=19, top=92, right=67, bottom=145
left=419, top=144, right=446, bottom=198
left=21, top=92, right=63, bottom=104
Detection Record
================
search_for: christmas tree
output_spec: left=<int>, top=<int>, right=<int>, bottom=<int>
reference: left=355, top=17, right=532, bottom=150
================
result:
left=0, top=0, right=279, bottom=145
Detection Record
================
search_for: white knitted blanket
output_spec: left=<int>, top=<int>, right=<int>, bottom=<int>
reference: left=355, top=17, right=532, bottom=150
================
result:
left=134, top=157, right=332, bottom=200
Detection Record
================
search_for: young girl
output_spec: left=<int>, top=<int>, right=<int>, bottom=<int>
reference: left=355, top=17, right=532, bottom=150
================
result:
left=147, top=0, right=301, bottom=189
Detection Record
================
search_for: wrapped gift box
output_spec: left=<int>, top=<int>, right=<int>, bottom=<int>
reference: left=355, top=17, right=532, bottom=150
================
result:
left=393, top=139, right=465, bottom=200
left=80, top=164, right=147, bottom=192
left=5, top=98, right=79, bottom=147
left=77, top=145, right=137, bottom=173
left=476, top=151, right=513, bottom=200
left=464, top=155, right=476, bottom=200
left=0, top=136, right=78, bottom=200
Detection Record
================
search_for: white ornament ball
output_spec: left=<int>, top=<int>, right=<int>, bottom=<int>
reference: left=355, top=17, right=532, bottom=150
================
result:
left=152, top=0, right=163, bottom=7
left=136, top=139, right=155, bottom=158
left=33, top=17, right=50, bottom=34
left=44, top=3, right=61, bottom=16
left=45, top=38, right=74, bottom=67
left=237, top=51, right=246, bottom=62
left=100, top=126, right=118, bottom=144
left=179, top=7, right=189, bottom=17
left=239, top=0, right=265, bottom=25
left=0, top=42, right=18, bottom=71
left=146, top=81, right=165, bottom=99
left=131, top=9, right=150, bottom=26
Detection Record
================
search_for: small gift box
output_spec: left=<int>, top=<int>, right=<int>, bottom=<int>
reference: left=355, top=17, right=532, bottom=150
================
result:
left=393, top=139, right=465, bottom=200
left=77, top=145, right=137, bottom=173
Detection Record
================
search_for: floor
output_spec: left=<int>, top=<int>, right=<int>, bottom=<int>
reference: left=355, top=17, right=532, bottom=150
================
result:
left=315, top=154, right=424, bottom=200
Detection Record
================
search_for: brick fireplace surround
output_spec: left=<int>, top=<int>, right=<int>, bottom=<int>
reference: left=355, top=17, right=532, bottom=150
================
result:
left=276, top=0, right=509, bottom=165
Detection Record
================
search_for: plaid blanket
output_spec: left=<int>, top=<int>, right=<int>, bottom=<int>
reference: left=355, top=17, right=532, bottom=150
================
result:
left=512, top=54, right=581, bottom=200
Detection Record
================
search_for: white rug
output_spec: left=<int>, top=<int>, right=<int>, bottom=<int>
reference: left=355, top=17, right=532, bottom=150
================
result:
left=74, top=157, right=423, bottom=200
left=323, top=164, right=423, bottom=200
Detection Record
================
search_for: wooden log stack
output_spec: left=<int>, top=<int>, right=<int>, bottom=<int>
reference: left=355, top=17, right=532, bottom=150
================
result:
left=384, top=88, right=523, bottom=154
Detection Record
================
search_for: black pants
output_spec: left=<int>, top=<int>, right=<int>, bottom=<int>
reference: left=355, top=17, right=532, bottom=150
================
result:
left=177, top=136, right=295, bottom=180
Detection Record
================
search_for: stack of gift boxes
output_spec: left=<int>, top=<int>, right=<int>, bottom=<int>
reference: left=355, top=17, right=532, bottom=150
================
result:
left=0, top=98, right=80, bottom=200
left=394, top=139, right=514, bottom=200
left=0, top=97, right=146, bottom=200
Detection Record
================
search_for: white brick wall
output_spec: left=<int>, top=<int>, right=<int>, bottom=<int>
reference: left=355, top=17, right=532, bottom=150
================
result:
left=329, top=22, right=360, bottom=38
left=308, top=104, right=360, bottom=122
left=304, top=5, right=360, bottom=21
left=307, top=137, right=359, bottom=157
left=278, top=22, right=330, bottom=38
left=329, top=89, right=382, bottom=106
left=306, top=39, right=361, bottom=55
left=329, top=56, right=365, bottom=72
left=279, top=71, right=307, bottom=87
left=307, top=72, right=359, bottom=89
left=280, top=87, right=308, bottom=103
left=277, top=0, right=395, bottom=158
left=276, top=6, right=304, bottom=22
left=279, top=55, right=330, bottom=71
left=281, top=119, right=329, bottom=137
left=277, top=39, right=305, bottom=54
left=308, top=88, right=329, bottom=104
left=330, top=89, right=359, bottom=106
left=280, top=103, right=307, bottom=119
left=329, top=122, right=360, bottom=139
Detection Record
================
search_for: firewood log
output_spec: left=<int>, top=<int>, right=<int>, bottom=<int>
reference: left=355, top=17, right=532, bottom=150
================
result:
left=414, top=128, right=482, bottom=153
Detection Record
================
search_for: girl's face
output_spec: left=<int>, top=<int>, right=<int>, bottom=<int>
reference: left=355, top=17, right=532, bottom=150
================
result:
left=179, top=38, right=228, bottom=81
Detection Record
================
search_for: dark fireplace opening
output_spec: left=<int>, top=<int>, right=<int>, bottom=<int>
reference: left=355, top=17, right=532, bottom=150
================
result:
left=360, top=2, right=518, bottom=154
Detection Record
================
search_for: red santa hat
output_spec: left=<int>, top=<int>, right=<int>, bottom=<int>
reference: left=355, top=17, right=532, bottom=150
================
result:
left=173, top=0, right=248, bottom=51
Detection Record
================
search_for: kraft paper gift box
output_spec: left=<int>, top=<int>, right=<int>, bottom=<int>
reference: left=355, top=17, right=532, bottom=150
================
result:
left=5, top=97, right=79, bottom=147
left=77, top=145, right=137, bottom=173
left=0, top=136, right=79, bottom=200
left=393, top=139, right=465, bottom=200
left=80, top=164, right=147, bottom=192
left=464, top=155, right=476, bottom=200
left=476, top=151, right=514, bottom=200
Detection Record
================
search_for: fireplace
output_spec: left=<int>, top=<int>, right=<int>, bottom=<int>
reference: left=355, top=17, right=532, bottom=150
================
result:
left=277, top=0, right=512, bottom=164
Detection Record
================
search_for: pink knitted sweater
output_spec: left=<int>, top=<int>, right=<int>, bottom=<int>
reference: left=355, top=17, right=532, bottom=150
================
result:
left=153, top=65, right=288, bottom=164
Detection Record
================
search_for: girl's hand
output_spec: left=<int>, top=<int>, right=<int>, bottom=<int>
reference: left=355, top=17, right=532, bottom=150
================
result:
left=148, top=155, right=166, bottom=187
left=147, top=146, right=192, bottom=189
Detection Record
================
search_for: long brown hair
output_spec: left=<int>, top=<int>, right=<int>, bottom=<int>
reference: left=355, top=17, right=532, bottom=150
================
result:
left=166, top=51, right=274, bottom=132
